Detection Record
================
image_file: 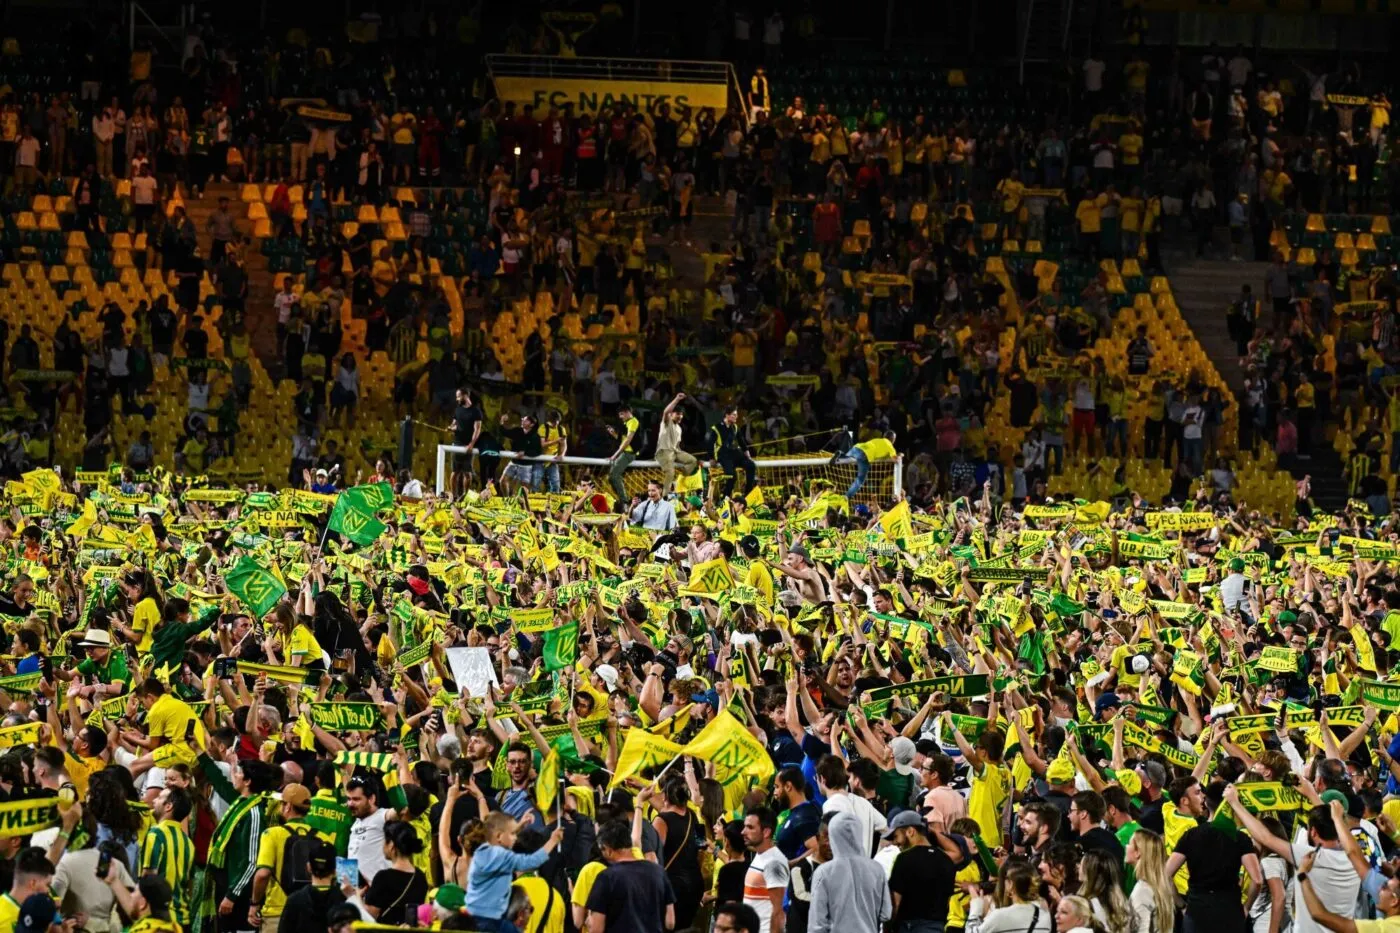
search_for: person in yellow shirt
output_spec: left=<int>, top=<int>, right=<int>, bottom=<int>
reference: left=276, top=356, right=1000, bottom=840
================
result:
left=390, top=104, right=417, bottom=185
left=834, top=429, right=898, bottom=497
left=996, top=170, right=1025, bottom=240
left=134, top=676, right=208, bottom=754
left=740, top=535, right=776, bottom=608
left=1076, top=193, right=1103, bottom=260
left=1124, top=54, right=1150, bottom=98
left=1295, top=373, right=1315, bottom=455
left=1120, top=186, right=1145, bottom=260
left=115, top=567, right=162, bottom=654
left=1372, top=93, right=1391, bottom=146
left=943, top=711, right=1011, bottom=847
left=1119, top=124, right=1143, bottom=185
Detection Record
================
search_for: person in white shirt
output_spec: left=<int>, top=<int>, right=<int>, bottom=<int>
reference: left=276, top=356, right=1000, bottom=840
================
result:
left=1083, top=57, right=1106, bottom=94
left=92, top=109, right=116, bottom=176
left=629, top=481, right=678, bottom=531
left=346, top=777, right=396, bottom=883
left=130, top=165, right=158, bottom=232
left=816, top=756, right=886, bottom=858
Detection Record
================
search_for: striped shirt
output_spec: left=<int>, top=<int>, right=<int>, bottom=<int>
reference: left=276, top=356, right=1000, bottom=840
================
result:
left=142, top=819, right=194, bottom=929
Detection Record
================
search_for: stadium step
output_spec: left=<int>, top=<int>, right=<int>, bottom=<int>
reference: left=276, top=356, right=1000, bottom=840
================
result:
left=1164, top=258, right=1268, bottom=401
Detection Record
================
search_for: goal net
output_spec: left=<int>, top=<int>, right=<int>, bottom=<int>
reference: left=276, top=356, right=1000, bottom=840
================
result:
left=435, top=447, right=903, bottom=507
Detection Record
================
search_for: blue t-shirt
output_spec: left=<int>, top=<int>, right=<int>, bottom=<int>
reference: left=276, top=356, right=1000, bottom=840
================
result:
left=15, top=655, right=39, bottom=675
left=799, top=734, right=829, bottom=809
left=776, top=800, right=822, bottom=860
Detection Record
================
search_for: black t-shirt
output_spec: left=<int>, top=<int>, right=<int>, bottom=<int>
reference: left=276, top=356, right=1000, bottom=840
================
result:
left=889, top=844, right=956, bottom=924
left=453, top=404, right=482, bottom=446
left=1137, top=797, right=1165, bottom=835
left=363, top=867, right=428, bottom=926
left=1175, top=823, right=1252, bottom=900
left=1077, top=826, right=1126, bottom=863
left=584, top=859, right=676, bottom=933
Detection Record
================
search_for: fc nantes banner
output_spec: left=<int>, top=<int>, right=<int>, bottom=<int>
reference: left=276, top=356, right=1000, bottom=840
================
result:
left=0, top=797, right=57, bottom=837
left=492, top=76, right=728, bottom=115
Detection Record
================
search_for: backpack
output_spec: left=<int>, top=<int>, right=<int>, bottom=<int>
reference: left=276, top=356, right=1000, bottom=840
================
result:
left=278, top=824, right=317, bottom=896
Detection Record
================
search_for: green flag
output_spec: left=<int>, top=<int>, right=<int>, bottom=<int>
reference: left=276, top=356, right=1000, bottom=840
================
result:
left=343, top=482, right=394, bottom=511
left=224, top=555, right=287, bottom=618
left=540, top=620, right=579, bottom=672
left=328, top=495, right=387, bottom=546
left=1016, top=630, right=1047, bottom=675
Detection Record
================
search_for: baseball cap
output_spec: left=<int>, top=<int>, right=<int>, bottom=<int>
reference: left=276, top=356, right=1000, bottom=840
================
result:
left=17, top=895, right=56, bottom=933
left=308, top=838, right=337, bottom=875
left=889, top=736, right=917, bottom=776
left=1110, top=768, right=1143, bottom=797
left=1095, top=693, right=1122, bottom=717
left=1046, top=758, right=1076, bottom=784
left=595, top=664, right=619, bottom=690
left=1228, top=558, right=1246, bottom=573
left=280, top=783, right=311, bottom=809
left=788, top=545, right=809, bottom=563
left=435, top=884, right=467, bottom=912
left=691, top=689, right=720, bottom=708
left=882, top=809, right=926, bottom=838
left=1319, top=789, right=1349, bottom=809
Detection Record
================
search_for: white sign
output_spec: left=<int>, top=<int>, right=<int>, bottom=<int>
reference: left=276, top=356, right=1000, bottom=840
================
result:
left=446, top=647, right=499, bottom=698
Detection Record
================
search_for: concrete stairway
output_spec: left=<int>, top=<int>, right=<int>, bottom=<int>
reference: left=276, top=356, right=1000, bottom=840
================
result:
left=179, top=183, right=280, bottom=371
left=1168, top=256, right=1348, bottom=509
left=1165, top=258, right=1265, bottom=399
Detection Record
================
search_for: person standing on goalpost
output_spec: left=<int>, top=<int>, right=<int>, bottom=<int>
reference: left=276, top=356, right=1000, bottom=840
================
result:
left=831, top=429, right=899, bottom=497
left=606, top=402, right=640, bottom=510
left=656, top=392, right=700, bottom=497
left=708, top=405, right=758, bottom=498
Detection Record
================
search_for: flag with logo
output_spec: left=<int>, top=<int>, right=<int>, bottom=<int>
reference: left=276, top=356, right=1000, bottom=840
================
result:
left=879, top=500, right=912, bottom=544
left=225, top=555, right=287, bottom=618
left=541, top=621, right=580, bottom=672
left=329, top=490, right=388, bottom=546
left=686, top=558, right=734, bottom=594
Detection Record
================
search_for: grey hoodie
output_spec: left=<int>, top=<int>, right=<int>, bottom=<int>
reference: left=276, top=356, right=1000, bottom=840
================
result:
left=809, top=811, right=892, bottom=933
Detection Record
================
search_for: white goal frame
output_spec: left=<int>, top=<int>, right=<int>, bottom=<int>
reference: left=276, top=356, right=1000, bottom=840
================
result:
left=435, top=445, right=903, bottom=499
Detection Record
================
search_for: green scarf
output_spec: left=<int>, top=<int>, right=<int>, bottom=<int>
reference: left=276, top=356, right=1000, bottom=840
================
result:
left=208, top=793, right=267, bottom=869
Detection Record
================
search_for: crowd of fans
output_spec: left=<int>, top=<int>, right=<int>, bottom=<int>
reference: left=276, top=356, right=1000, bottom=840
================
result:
left=0, top=17, right=1396, bottom=933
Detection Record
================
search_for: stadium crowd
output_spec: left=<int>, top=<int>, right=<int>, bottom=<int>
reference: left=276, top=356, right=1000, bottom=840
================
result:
left=0, top=11, right=1394, bottom=933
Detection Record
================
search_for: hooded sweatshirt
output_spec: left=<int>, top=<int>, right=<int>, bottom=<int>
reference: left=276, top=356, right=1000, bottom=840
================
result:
left=809, top=812, right=892, bottom=933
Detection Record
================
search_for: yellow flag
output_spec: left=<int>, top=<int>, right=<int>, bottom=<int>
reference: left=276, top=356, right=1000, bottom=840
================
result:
left=536, top=747, right=561, bottom=815
left=745, top=485, right=765, bottom=508
left=609, top=729, right=685, bottom=789
left=681, top=709, right=775, bottom=787
left=687, top=558, right=734, bottom=594
left=1352, top=624, right=1378, bottom=674
left=879, top=500, right=912, bottom=543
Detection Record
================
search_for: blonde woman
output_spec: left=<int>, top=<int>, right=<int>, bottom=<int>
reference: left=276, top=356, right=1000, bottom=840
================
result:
left=1080, top=850, right=1134, bottom=933
left=1126, top=830, right=1179, bottom=933
left=1057, top=895, right=1107, bottom=933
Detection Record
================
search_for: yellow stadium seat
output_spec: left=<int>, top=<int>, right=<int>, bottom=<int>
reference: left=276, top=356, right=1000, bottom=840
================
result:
left=262, top=184, right=279, bottom=202
left=1023, top=240, right=1041, bottom=253
left=356, top=204, right=378, bottom=224
left=1374, top=216, right=1391, bottom=235
left=986, top=256, right=1006, bottom=275
left=114, top=179, right=131, bottom=199
left=1341, top=248, right=1360, bottom=267
left=287, top=185, right=304, bottom=203
left=253, top=218, right=271, bottom=238
left=31, top=195, right=51, bottom=213
left=841, top=236, right=862, bottom=255
left=1121, top=258, right=1142, bottom=277
left=1358, top=233, right=1377, bottom=250
left=852, top=219, right=872, bottom=240
left=384, top=222, right=406, bottom=242
left=1305, top=213, right=1326, bottom=232
left=241, top=184, right=262, bottom=202
left=66, top=231, right=87, bottom=249
left=292, top=203, right=307, bottom=223
left=112, top=249, right=132, bottom=268
left=63, top=248, right=85, bottom=265
left=111, top=233, right=132, bottom=251
left=1334, top=232, right=1354, bottom=249
left=14, top=212, right=35, bottom=231
left=393, top=188, right=416, bottom=205
left=46, top=265, right=66, bottom=283
left=246, top=202, right=267, bottom=221
left=38, top=212, right=59, bottom=231
left=802, top=251, right=821, bottom=273
left=1269, top=228, right=1289, bottom=249
left=1295, top=247, right=1316, bottom=266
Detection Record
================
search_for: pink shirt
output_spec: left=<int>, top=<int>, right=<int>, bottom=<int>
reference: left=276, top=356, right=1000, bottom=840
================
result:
left=921, top=785, right=968, bottom=830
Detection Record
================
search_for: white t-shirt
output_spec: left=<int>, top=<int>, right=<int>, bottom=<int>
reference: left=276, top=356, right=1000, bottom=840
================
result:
left=1288, top=843, right=1358, bottom=933
left=350, top=808, right=391, bottom=882
left=52, top=847, right=134, bottom=933
left=132, top=175, right=157, bottom=205
left=1249, top=854, right=1290, bottom=933
left=1228, top=56, right=1253, bottom=88
left=743, top=845, right=791, bottom=933
left=656, top=420, right=682, bottom=454
left=1083, top=59, right=1106, bottom=92
left=821, top=791, right=887, bottom=857
left=275, top=292, right=298, bottom=324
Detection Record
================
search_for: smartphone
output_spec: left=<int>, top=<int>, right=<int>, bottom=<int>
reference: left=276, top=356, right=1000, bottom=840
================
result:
left=214, top=657, right=237, bottom=679
left=95, top=846, right=112, bottom=880
left=39, top=656, right=52, bottom=681
left=335, top=857, right=359, bottom=889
